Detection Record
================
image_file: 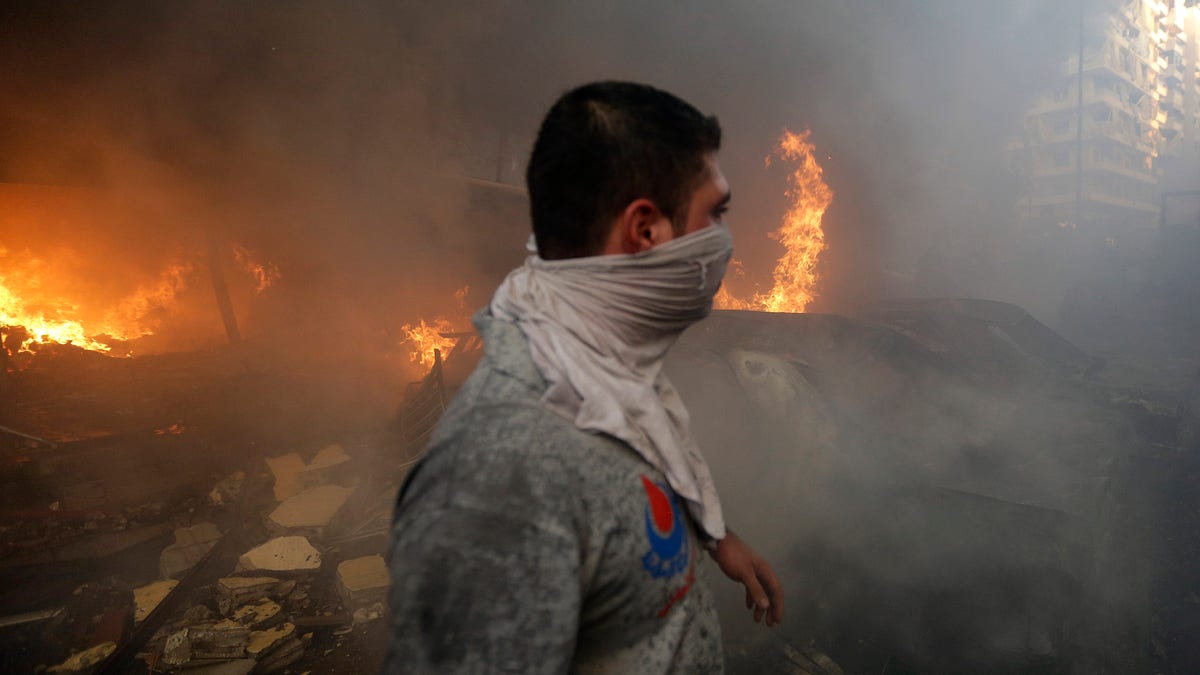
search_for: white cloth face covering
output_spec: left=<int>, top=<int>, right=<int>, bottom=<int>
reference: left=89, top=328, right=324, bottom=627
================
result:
left=491, top=223, right=733, bottom=540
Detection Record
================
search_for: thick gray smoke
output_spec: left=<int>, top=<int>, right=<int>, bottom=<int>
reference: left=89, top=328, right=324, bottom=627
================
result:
left=3, top=2, right=1172, bottom=671
left=2, top=1, right=1118, bottom=335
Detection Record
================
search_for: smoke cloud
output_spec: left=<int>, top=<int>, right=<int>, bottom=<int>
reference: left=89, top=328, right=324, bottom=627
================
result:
left=1, top=1, right=1120, bottom=337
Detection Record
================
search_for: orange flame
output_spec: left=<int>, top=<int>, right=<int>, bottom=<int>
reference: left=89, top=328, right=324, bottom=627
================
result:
left=400, top=286, right=473, bottom=371
left=0, top=254, right=193, bottom=356
left=715, top=128, right=833, bottom=313
left=401, top=318, right=458, bottom=367
left=232, top=244, right=281, bottom=294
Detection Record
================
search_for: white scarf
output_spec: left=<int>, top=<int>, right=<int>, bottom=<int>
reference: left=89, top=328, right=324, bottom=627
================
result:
left=490, top=224, right=733, bottom=540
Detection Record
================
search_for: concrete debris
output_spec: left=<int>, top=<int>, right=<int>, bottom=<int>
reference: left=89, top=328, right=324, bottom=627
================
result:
left=209, top=470, right=246, bottom=506
left=47, top=641, right=117, bottom=673
left=216, top=576, right=295, bottom=615
left=133, top=579, right=178, bottom=623
left=352, top=601, right=385, bottom=624
left=162, top=621, right=250, bottom=666
left=231, top=597, right=282, bottom=629
left=178, top=604, right=216, bottom=625
left=293, top=613, right=351, bottom=629
left=246, top=621, right=296, bottom=657
left=237, top=535, right=322, bottom=573
left=265, top=453, right=307, bottom=502
left=336, top=554, right=390, bottom=611
left=298, top=443, right=352, bottom=489
left=255, top=629, right=307, bottom=673
left=267, top=484, right=355, bottom=532
left=6, top=436, right=379, bottom=671
left=159, top=521, right=222, bottom=579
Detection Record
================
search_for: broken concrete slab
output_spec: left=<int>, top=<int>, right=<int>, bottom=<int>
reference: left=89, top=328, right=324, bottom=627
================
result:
left=297, top=443, right=352, bottom=489
left=162, top=621, right=250, bottom=666
left=267, top=484, right=354, bottom=532
left=265, top=453, right=306, bottom=502
left=336, top=554, right=390, bottom=611
left=216, top=576, right=294, bottom=615
left=231, top=597, right=282, bottom=629
left=237, top=536, right=321, bottom=574
left=246, top=621, right=296, bottom=658
left=159, top=521, right=222, bottom=579
left=133, top=579, right=178, bottom=623
left=47, top=641, right=117, bottom=673
left=255, top=631, right=305, bottom=673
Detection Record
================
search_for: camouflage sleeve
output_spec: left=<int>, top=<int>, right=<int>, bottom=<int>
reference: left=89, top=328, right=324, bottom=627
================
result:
left=384, top=504, right=581, bottom=674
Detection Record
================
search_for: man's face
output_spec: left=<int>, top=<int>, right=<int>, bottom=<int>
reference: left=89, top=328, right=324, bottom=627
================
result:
left=602, top=152, right=731, bottom=255
left=676, top=153, right=731, bottom=239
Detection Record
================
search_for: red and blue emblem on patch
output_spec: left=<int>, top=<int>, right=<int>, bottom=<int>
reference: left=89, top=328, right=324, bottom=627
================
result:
left=640, top=475, right=690, bottom=579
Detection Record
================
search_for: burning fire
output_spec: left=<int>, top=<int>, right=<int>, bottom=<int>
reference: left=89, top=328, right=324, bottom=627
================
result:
left=394, top=130, right=832, bottom=373
left=402, top=318, right=457, bottom=367
left=1, top=255, right=194, bottom=356
left=715, top=128, right=833, bottom=313
left=401, top=286, right=471, bottom=370
left=232, top=244, right=281, bottom=294
left=0, top=241, right=280, bottom=359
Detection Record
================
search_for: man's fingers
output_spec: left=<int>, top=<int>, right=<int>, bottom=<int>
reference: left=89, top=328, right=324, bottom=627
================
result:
left=756, top=561, right=784, bottom=625
left=743, top=571, right=769, bottom=623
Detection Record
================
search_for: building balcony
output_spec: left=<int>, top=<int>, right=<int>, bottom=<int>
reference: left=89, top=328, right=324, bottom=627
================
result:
left=1029, top=190, right=1159, bottom=216
left=1088, top=158, right=1158, bottom=183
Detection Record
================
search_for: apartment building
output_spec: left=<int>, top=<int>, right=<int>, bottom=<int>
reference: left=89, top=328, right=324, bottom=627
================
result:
left=1016, top=0, right=1200, bottom=244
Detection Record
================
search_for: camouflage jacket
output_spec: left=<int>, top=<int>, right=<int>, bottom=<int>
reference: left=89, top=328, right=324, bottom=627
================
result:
left=385, top=309, right=722, bottom=674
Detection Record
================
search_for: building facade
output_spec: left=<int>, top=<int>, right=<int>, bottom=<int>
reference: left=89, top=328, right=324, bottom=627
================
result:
left=1016, top=0, right=1200, bottom=245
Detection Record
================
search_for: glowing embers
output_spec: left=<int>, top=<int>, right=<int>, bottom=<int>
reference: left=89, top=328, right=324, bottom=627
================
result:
left=715, top=128, right=834, bottom=313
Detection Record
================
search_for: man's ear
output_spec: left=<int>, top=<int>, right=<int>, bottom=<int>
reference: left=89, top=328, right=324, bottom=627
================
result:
left=616, top=198, right=673, bottom=254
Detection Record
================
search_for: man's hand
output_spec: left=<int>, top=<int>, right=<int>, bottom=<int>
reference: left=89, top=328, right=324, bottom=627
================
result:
left=709, top=530, right=783, bottom=626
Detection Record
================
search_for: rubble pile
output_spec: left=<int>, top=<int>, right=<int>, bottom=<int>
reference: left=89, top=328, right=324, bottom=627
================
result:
left=1, top=441, right=398, bottom=673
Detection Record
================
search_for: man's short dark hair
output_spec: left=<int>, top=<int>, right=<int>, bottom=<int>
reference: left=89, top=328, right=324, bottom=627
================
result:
left=526, top=81, right=722, bottom=260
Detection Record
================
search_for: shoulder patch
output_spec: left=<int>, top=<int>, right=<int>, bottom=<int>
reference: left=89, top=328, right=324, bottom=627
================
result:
left=640, top=475, right=690, bottom=579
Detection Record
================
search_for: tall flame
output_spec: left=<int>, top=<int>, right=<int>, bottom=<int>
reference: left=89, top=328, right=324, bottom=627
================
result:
left=716, top=128, right=833, bottom=313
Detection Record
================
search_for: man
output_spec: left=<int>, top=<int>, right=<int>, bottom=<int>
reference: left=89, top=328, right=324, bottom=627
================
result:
left=386, top=81, right=782, bottom=674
